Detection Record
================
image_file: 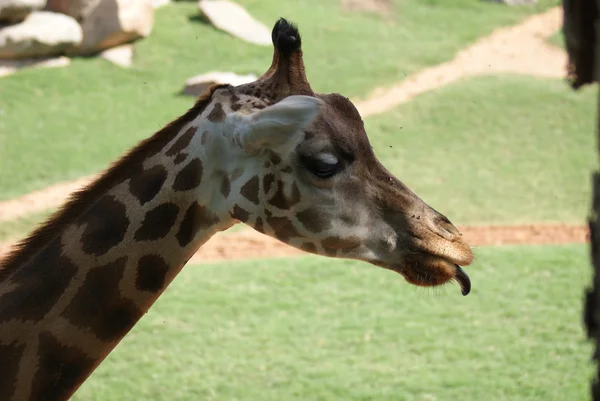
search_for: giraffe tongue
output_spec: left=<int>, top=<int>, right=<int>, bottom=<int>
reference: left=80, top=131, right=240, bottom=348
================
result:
left=454, top=265, right=471, bottom=296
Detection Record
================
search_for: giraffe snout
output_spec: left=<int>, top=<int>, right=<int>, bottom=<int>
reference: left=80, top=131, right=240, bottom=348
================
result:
left=423, top=209, right=462, bottom=241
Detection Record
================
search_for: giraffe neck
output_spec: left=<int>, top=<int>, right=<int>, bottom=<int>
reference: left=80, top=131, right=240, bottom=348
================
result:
left=0, top=90, right=248, bottom=401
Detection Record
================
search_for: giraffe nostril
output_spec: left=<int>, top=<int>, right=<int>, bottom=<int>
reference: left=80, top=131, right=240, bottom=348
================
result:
left=425, top=212, right=461, bottom=241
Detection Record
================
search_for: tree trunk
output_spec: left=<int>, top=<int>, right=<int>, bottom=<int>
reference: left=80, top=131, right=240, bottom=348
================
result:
left=563, top=0, right=600, bottom=399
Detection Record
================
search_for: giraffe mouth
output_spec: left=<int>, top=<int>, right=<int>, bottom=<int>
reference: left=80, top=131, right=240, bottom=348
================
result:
left=379, top=251, right=472, bottom=296
left=404, top=234, right=474, bottom=296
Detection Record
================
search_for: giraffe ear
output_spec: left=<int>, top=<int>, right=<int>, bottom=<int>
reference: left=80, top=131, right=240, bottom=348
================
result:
left=234, top=95, right=323, bottom=155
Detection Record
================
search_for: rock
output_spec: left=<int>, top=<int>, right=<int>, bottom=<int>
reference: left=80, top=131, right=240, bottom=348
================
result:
left=100, top=43, right=133, bottom=67
left=483, top=0, right=537, bottom=5
left=45, top=0, right=101, bottom=20
left=152, top=0, right=170, bottom=8
left=183, top=71, right=257, bottom=96
left=0, top=0, right=45, bottom=22
left=0, top=0, right=46, bottom=22
left=0, top=55, right=70, bottom=77
left=198, top=0, right=271, bottom=46
left=0, top=11, right=82, bottom=59
left=65, top=0, right=154, bottom=56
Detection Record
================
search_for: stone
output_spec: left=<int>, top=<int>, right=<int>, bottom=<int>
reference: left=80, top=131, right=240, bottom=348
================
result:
left=0, top=0, right=46, bottom=22
left=182, top=71, right=257, bottom=96
left=198, top=0, right=271, bottom=46
left=483, top=0, right=537, bottom=5
left=65, top=0, right=154, bottom=56
left=45, top=0, right=101, bottom=20
left=0, top=55, right=70, bottom=77
left=0, top=11, right=82, bottom=60
left=100, top=43, right=133, bottom=67
left=152, top=0, right=170, bottom=8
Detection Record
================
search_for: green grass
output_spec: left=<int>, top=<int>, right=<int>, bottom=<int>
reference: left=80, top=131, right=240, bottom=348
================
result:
left=549, top=29, right=565, bottom=48
left=0, top=0, right=559, bottom=200
left=366, top=75, right=597, bottom=225
left=71, top=244, right=592, bottom=401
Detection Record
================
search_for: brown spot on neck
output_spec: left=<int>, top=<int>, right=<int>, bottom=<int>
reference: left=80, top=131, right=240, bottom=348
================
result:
left=174, top=153, right=187, bottom=165
left=207, top=103, right=226, bottom=122
left=300, top=242, right=317, bottom=254
left=221, top=175, right=231, bottom=198
left=269, top=151, right=282, bottom=165
left=176, top=202, right=220, bottom=247
left=61, top=257, right=143, bottom=343
left=263, top=173, right=275, bottom=194
left=231, top=205, right=250, bottom=222
left=0, top=342, right=26, bottom=398
left=173, top=158, right=203, bottom=192
left=134, top=203, right=180, bottom=241
left=269, top=181, right=300, bottom=210
left=129, top=165, right=168, bottom=205
left=0, top=239, right=77, bottom=323
left=136, top=254, right=170, bottom=293
left=80, top=195, right=130, bottom=257
left=296, top=207, right=331, bottom=233
left=165, top=126, right=196, bottom=157
left=240, top=176, right=260, bottom=205
left=28, top=332, right=95, bottom=401
left=254, top=217, right=265, bottom=233
left=265, top=215, right=300, bottom=242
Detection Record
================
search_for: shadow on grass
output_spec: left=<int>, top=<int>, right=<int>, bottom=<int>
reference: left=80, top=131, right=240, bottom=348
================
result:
left=188, top=13, right=212, bottom=26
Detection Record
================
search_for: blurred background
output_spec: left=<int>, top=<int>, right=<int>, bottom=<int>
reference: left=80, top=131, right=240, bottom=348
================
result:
left=0, top=0, right=593, bottom=400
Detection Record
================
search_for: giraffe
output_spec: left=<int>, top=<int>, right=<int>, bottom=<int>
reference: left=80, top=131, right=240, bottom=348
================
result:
left=0, top=18, right=474, bottom=401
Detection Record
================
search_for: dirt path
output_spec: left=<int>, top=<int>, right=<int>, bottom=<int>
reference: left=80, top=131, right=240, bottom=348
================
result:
left=0, top=176, right=97, bottom=222
left=0, top=223, right=588, bottom=264
left=356, top=7, right=565, bottom=117
left=0, top=6, right=576, bottom=261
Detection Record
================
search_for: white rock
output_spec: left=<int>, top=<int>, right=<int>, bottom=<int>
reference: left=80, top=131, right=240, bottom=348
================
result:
left=0, top=0, right=46, bottom=23
left=183, top=71, right=257, bottom=96
left=198, top=0, right=271, bottom=46
left=100, top=43, right=133, bottom=67
left=0, top=55, right=70, bottom=77
left=66, top=0, right=154, bottom=56
left=0, top=11, right=82, bottom=59
left=45, top=0, right=101, bottom=20
left=152, top=0, right=170, bottom=8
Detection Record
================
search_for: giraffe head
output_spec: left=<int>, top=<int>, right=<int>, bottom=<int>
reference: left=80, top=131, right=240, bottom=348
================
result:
left=202, top=18, right=474, bottom=295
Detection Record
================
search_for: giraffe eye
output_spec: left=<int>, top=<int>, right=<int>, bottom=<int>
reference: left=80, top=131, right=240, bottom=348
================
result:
left=301, top=154, right=341, bottom=179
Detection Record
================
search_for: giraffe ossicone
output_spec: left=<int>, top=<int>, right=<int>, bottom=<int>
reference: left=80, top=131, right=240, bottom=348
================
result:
left=0, top=17, right=474, bottom=401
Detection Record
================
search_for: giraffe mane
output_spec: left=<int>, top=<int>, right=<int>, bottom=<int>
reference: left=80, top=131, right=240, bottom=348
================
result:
left=0, top=84, right=231, bottom=283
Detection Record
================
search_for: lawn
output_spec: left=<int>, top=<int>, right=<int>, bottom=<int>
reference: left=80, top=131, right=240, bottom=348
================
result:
left=0, top=0, right=560, bottom=200
left=71, top=244, right=592, bottom=401
left=549, top=29, right=565, bottom=49
left=366, top=75, right=597, bottom=225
